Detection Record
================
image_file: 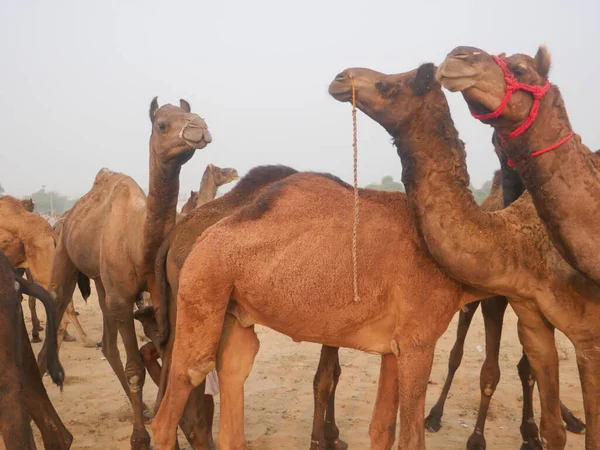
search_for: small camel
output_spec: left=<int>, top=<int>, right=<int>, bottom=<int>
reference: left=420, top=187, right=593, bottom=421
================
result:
left=329, top=63, right=600, bottom=449
left=0, top=196, right=90, bottom=345
left=180, top=164, right=239, bottom=214
left=0, top=250, right=71, bottom=450
left=134, top=165, right=348, bottom=450
left=36, top=98, right=211, bottom=450
left=437, top=45, right=600, bottom=286
left=150, top=164, right=493, bottom=448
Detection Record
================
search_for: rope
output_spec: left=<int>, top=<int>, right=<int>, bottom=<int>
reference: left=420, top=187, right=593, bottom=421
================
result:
left=350, top=76, right=360, bottom=302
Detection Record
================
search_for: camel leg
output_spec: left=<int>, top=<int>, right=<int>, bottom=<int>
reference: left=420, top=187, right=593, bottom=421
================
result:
left=64, top=301, right=97, bottom=348
left=425, top=300, right=480, bottom=432
left=466, top=296, right=508, bottom=450
left=573, top=341, right=600, bottom=450
left=310, top=345, right=347, bottom=450
left=395, top=339, right=436, bottom=450
left=29, top=294, right=43, bottom=343
left=513, top=302, right=566, bottom=450
left=20, top=313, right=72, bottom=449
left=216, top=314, right=260, bottom=450
left=140, top=342, right=162, bottom=386
left=324, top=347, right=347, bottom=450
left=517, top=353, right=543, bottom=450
left=98, top=286, right=151, bottom=450
left=369, top=353, right=399, bottom=450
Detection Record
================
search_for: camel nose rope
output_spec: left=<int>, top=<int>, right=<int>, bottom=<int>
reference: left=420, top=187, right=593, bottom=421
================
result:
left=350, top=75, right=360, bottom=303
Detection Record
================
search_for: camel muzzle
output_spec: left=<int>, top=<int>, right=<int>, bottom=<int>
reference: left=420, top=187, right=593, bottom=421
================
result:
left=179, top=118, right=212, bottom=149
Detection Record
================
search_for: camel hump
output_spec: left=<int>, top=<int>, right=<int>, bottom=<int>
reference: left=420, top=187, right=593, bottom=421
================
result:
left=0, top=195, right=30, bottom=214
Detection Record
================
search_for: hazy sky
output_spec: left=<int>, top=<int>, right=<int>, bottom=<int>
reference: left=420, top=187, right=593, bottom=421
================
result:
left=1, top=0, right=598, bottom=199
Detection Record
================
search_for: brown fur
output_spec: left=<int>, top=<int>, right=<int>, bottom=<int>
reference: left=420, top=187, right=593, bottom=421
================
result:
left=0, top=250, right=72, bottom=449
left=150, top=164, right=491, bottom=448
left=439, top=45, right=600, bottom=286
left=329, top=64, right=600, bottom=449
left=20, top=198, right=34, bottom=213
left=37, top=98, right=211, bottom=450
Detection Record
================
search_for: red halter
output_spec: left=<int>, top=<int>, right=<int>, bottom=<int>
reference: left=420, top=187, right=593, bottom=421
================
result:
left=470, top=55, right=573, bottom=167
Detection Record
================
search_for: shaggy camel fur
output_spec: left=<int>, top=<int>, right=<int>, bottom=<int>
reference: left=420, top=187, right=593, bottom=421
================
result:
left=180, top=164, right=239, bottom=214
left=0, top=196, right=86, bottom=344
left=438, top=45, right=600, bottom=286
left=330, top=64, right=600, bottom=449
left=134, top=165, right=348, bottom=450
left=424, top=166, right=584, bottom=448
left=0, top=250, right=71, bottom=449
left=151, top=167, right=493, bottom=448
left=36, top=98, right=211, bottom=450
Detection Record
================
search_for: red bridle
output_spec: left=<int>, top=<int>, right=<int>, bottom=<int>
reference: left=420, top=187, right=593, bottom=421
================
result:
left=470, top=55, right=573, bottom=167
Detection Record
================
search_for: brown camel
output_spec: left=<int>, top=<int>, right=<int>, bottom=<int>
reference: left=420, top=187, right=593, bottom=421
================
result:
left=437, top=45, right=600, bottom=286
left=0, top=250, right=71, bottom=449
left=36, top=98, right=211, bottom=450
left=424, top=165, right=584, bottom=448
left=0, top=195, right=86, bottom=343
left=180, top=164, right=239, bottom=214
left=329, top=64, right=600, bottom=449
left=150, top=159, right=496, bottom=448
left=20, top=198, right=34, bottom=212
left=133, top=165, right=348, bottom=450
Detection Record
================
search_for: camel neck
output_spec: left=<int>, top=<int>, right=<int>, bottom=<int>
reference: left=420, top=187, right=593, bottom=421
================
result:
left=197, top=170, right=218, bottom=207
left=500, top=86, right=600, bottom=282
left=143, top=151, right=181, bottom=272
left=393, top=91, right=518, bottom=289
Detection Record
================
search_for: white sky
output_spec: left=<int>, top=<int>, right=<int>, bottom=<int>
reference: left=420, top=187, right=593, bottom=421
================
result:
left=1, top=0, right=597, bottom=198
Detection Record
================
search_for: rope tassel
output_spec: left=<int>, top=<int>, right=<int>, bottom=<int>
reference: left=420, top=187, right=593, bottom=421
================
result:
left=350, top=76, right=360, bottom=303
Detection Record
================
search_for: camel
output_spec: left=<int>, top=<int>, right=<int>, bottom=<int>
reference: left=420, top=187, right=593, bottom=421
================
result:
left=36, top=98, right=211, bottom=450
left=132, top=165, right=348, bottom=450
left=437, top=45, right=600, bottom=286
left=20, top=198, right=34, bottom=212
left=0, top=195, right=87, bottom=344
left=180, top=164, right=239, bottom=214
left=424, top=149, right=585, bottom=446
left=149, top=153, right=499, bottom=449
left=329, top=64, right=600, bottom=449
left=0, top=250, right=71, bottom=449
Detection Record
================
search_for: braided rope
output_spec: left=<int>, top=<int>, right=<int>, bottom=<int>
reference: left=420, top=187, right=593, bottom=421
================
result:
left=350, top=76, right=360, bottom=302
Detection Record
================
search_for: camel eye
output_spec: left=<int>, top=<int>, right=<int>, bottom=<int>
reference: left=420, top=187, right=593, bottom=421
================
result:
left=157, top=121, right=168, bottom=132
left=512, top=66, right=526, bottom=77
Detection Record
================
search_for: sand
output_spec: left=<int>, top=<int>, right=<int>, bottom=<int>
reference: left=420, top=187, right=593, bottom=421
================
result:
left=10, top=289, right=585, bottom=449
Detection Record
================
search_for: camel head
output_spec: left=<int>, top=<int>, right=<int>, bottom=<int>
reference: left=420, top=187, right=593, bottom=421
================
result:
left=437, top=45, right=552, bottom=130
left=187, top=190, right=199, bottom=205
left=328, top=65, right=438, bottom=134
left=209, top=164, right=239, bottom=187
left=149, top=97, right=212, bottom=165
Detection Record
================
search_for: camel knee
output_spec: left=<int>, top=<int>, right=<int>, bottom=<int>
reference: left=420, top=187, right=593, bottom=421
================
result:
left=140, top=342, right=158, bottom=363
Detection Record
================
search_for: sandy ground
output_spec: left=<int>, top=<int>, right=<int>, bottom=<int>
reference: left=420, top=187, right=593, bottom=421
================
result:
left=8, top=289, right=585, bottom=450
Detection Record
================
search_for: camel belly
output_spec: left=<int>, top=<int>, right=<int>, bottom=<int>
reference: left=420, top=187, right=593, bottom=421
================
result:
left=228, top=295, right=396, bottom=355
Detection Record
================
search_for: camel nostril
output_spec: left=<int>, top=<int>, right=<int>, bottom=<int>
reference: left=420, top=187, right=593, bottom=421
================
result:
left=335, top=72, right=346, bottom=81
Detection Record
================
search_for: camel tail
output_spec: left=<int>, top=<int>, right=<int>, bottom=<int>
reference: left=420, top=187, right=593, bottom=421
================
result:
left=14, top=274, right=64, bottom=390
left=76, top=272, right=91, bottom=301
left=155, top=236, right=171, bottom=346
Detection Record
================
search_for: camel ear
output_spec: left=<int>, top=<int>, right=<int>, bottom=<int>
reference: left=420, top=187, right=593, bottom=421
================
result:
left=180, top=99, right=191, bottom=113
left=149, top=97, right=159, bottom=123
left=414, top=63, right=436, bottom=96
left=497, top=52, right=507, bottom=59
left=534, top=44, right=551, bottom=79
left=190, top=190, right=194, bottom=196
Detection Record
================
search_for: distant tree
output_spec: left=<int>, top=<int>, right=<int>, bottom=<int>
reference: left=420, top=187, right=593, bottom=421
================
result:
left=469, top=179, right=493, bottom=205
left=28, top=188, right=77, bottom=214
left=365, top=175, right=405, bottom=192
left=0, top=183, right=4, bottom=194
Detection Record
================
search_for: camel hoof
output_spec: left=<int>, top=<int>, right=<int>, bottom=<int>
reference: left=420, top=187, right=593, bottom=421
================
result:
left=424, top=413, right=442, bottom=433
left=31, top=335, right=42, bottom=343
left=134, top=306, right=155, bottom=322
left=326, top=438, right=348, bottom=450
left=130, top=429, right=151, bottom=450
left=466, top=433, right=486, bottom=450
left=564, top=414, right=586, bottom=434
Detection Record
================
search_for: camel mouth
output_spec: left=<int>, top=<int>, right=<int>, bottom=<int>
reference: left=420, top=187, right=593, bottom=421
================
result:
left=436, top=58, right=480, bottom=92
left=328, top=73, right=353, bottom=102
left=183, top=129, right=212, bottom=150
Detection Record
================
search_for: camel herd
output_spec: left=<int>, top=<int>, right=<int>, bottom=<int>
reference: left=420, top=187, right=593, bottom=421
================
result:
left=0, top=43, right=598, bottom=450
